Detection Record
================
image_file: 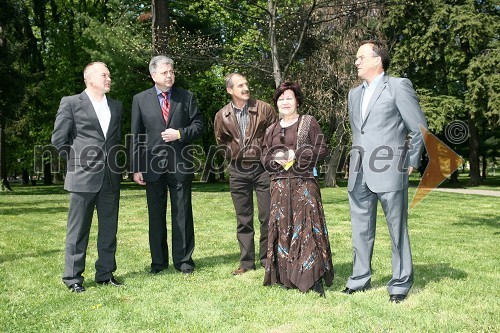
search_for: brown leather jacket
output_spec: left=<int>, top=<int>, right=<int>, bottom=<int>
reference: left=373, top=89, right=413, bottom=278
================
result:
left=214, top=98, right=277, bottom=162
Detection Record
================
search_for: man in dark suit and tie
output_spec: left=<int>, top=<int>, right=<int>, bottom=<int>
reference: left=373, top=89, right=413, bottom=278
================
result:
left=131, top=56, right=203, bottom=275
left=52, top=62, right=124, bottom=293
left=342, top=40, right=428, bottom=303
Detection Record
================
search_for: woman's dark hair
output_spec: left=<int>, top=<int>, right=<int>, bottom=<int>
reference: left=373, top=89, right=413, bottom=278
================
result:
left=272, top=81, right=304, bottom=108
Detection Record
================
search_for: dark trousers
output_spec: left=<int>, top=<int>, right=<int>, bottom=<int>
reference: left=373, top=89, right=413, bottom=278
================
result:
left=146, top=172, right=195, bottom=271
left=62, top=170, right=119, bottom=286
left=228, top=162, right=270, bottom=270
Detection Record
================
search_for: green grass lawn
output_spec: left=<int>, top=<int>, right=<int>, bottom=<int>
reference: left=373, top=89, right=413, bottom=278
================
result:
left=409, top=171, right=500, bottom=191
left=0, top=180, right=498, bottom=332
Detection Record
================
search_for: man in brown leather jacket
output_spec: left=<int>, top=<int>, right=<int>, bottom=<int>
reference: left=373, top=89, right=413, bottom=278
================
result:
left=214, top=73, right=277, bottom=275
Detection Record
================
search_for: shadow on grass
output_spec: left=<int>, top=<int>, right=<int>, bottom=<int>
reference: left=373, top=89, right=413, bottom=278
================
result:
left=0, top=207, right=68, bottom=216
left=372, top=262, right=467, bottom=290
left=0, top=249, right=61, bottom=264
left=0, top=200, right=69, bottom=215
left=119, top=181, right=233, bottom=193
left=453, top=214, right=500, bottom=229
left=195, top=252, right=241, bottom=269
left=439, top=175, right=500, bottom=189
left=3, top=178, right=352, bottom=196
left=4, top=174, right=498, bottom=195
left=2, top=182, right=233, bottom=195
left=116, top=252, right=241, bottom=281
left=0, top=184, right=67, bottom=195
left=104, top=266, right=180, bottom=283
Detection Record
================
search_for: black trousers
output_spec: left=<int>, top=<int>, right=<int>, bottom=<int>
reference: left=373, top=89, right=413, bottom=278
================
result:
left=228, top=162, right=270, bottom=270
left=146, top=172, right=195, bottom=271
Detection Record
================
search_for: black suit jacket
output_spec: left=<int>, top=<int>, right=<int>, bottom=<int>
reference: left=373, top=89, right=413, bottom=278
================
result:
left=51, top=91, right=123, bottom=193
left=131, top=86, right=203, bottom=182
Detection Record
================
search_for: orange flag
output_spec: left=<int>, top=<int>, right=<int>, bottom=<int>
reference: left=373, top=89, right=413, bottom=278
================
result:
left=410, top=125, right=465, bottom=209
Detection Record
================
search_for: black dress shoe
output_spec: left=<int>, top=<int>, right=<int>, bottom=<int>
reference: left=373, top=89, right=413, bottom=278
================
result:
left=96, top=277, right=124, bottom=287
left=389, top=294, right=407, bottom=303
left=150, top=268, right=165, bottom=274
left=312, top=279, right=325, bottom=297
left=342, top=287, right=368, bottom=294
left=68, top=283, right=85, bottom=293
left=181, top=267, right=194, bottom=275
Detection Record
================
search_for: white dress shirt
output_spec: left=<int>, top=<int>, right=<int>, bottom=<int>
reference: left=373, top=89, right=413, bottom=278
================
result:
left=89, top=95, right=111, bottom=138
left=361, top=71, right=385, bottom=121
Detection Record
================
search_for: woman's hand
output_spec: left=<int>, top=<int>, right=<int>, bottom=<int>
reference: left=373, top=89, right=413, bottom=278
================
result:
left=274, top=149, right=295, bottom=166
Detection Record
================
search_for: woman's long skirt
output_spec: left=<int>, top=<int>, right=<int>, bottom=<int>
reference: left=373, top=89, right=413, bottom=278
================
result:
left=263, top=177, right=334, bottom=292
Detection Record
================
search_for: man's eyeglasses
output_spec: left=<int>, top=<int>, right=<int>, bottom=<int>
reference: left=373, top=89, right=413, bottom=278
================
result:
left=355, top=55, right=379, bottom=63
left=159, top=70, right=175, bottom=75
left=280, top=128, right=286, bottom=144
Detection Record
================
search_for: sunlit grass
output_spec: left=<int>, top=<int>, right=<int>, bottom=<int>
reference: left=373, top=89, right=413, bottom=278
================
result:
left=0, top=179, right=498, bottom=332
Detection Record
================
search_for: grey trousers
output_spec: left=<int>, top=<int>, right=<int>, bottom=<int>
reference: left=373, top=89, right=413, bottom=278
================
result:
left=347, top=170, right=413, bottom=295
left=62, top=173, right=119, bottom=286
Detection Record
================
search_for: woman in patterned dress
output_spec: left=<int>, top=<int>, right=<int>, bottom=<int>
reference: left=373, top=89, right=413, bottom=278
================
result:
left=262, top=82, right=334, bottom=296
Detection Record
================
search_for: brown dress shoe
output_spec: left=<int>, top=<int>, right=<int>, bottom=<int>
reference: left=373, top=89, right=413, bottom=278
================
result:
left=231, top=267, right=249, bottom=275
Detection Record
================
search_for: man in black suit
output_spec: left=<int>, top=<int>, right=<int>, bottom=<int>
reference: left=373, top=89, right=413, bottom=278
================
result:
left=52, top=62, right=124, bottom=292
left=131, top=56, right=203, bottom=274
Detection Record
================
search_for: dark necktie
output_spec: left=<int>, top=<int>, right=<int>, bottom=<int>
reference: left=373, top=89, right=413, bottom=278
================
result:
left=161, top=91, right=170, bottom=123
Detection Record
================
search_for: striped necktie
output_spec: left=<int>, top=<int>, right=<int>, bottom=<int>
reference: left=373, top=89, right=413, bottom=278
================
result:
left=161, top=91, right=170, bottom=123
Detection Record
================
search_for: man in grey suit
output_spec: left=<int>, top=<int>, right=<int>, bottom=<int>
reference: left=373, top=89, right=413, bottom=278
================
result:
left=131, top=56, right=203, bottom=275
left=52, top=62, right=124, bottom=293
left=343, top=40, right=427, bottom=303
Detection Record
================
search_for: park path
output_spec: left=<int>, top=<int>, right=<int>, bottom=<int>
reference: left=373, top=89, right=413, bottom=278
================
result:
left=432, top=188, right=500, bottom=197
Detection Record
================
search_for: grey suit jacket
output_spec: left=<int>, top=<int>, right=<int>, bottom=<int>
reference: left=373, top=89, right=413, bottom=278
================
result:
left=131, top=86, right=203, bottom=182
left=51, top=91, right=123, bottom=193
left=347, top=75, right=427, bottom=193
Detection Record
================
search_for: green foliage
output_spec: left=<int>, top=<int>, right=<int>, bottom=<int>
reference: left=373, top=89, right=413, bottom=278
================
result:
left=417, top=88, right=465, bottom=132
left=180, top=66, right=228, bottom=152
left=383, top=0, right=499, bottom=184
left=465, top=42, right=500, bottom=125
left=3, top=0, right=497, bottom=185
left=82, top=0, right=154, bottom=135
left=385, top=0, right=496, bottom=94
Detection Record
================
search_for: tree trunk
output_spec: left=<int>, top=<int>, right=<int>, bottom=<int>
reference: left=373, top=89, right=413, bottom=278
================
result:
left=468, top=112, right=481, bottom=186
left=0, top=19, right=12, bottom=191
left=323, top=124, right=347, bottom=187
left=0, top=117, right=11, bottom=191
left=22, top=169, right=29, bottom=185
left=43, top=161, right=53, bottom=185
left=201, top=147, right=217, bottom=183
left=268, top=0, right=282, bottom=87
left=152, top=0, right=170, bottom=55
left=448, top=169, right=459, bottom=184
left=323, top=154, right=339, bottom=187
left=481, top=155, right=487, bottom=179
left=218, top=164, right=225, bottom=181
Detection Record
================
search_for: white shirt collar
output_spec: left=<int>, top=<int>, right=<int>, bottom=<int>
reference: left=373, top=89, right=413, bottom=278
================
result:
left=363, top=71, right=385, bottom=89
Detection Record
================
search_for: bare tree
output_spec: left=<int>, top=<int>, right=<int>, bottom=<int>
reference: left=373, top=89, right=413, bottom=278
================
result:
left=296, top=1, right=385, bottom=186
